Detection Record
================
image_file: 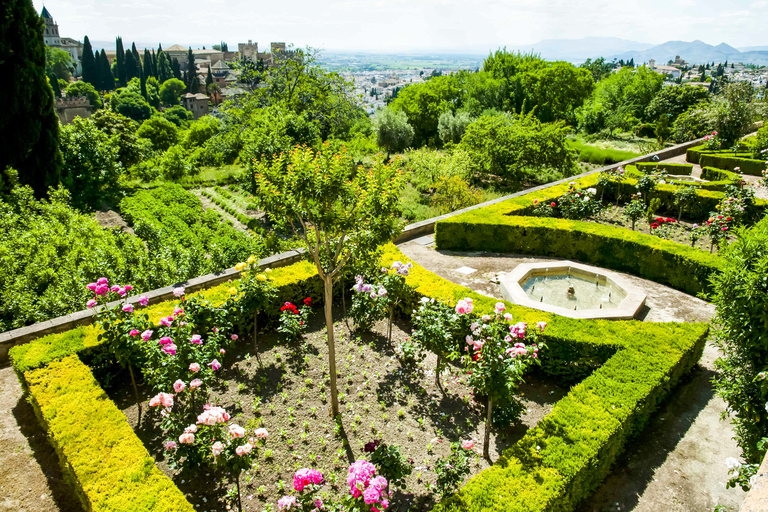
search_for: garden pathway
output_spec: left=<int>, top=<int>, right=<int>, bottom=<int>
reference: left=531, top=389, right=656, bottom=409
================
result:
left=398, top=239, right=746, bottom=511
left=0, top=366, right=80, bottom=512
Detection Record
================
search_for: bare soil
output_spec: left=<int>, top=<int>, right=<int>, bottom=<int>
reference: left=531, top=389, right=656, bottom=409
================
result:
left=108, top=311, right=568, bottom=512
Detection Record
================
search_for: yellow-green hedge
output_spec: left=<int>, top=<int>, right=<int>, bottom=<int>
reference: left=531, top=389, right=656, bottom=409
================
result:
left=25, top=355, right=196, bottom=512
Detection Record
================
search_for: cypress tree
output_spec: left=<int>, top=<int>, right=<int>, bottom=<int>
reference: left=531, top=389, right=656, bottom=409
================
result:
left=115, top=36, right=126, bottom=86
left=48, top=72, right=61, bottom=98
left=82, top=35, right=97, bottom=86
left=143, top=48, right=153, bottom=78
left=157, top=51, right=172, bottom=82
left=171, top=58, right=181, bottom=80
left=151, top=49, right=157, bottom=77
left=99, top=50, right=115, bottom=90
left=0, top=0, right=62, bottom=196
left=189, top=75, right=200, bottom=94
left=131, top=43, right=140, bottom=67
left=206, top=66, right=213, bottom=87
left=124, top=51, right=139, bottom=81
left=186, top=47, right=196, bottom=85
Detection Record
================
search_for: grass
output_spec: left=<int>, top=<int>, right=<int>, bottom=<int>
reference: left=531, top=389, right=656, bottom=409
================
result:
left=567, top=139, right=642, bottom=166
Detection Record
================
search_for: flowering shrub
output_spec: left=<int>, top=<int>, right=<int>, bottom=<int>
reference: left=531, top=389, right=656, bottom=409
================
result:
left=346, top=459, right=389, bottom=511
left=349, top=275, right=389, bottom=333
left=432, top=441, right=475, bottom=497
left=649, top=216, right=676, bottom=240
left=233, top=256, right=277, bottom=344
left=705, top=214, right=732, bottom=251
left=761, top=168, right=768, bottom=189
left=530, top=198, right=556, bottom=218
left=635, top=168, right=667, bottom=206
left=366, top=439, right=413, bottom=490
left=687, top=223, right=705, bottom=247
left=717, top=184, right=753, bottom=226
left=597, top=166, right=626, bottom=203
left=621, top=195, right=645, bottom=231
left=411, top=297, right=467, bottom=389
left=278, top=298, right=312, bottom=341
left=462, top=304, right=546, bottom=459
left=555, top=182, right=602, bottom=220
left=673, top=185, right=698, bottom=222
left=704, top=130, right=722, bottom=150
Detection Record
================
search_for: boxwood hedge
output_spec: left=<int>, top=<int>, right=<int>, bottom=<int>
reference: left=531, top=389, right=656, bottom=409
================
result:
left=635, top=162, right=693, bottom=175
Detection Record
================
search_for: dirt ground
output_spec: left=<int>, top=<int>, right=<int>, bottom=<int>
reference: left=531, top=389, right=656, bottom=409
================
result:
left=0, top=367, right=81, bottom=512
left=108, top=312, right=569, bottom=512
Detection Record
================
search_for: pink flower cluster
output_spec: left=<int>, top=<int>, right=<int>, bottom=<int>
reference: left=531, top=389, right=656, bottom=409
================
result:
left=277, top=496, right=297, bottom=511
left=505, top=342, right=528, bottom=358
left=149, top=392, right=174, bottom=408
left=390, top=260, right=413, bottom=277
left=235, top=443, right=252, bottom=456
left=347, top=460, right=388, bottom=510
left=455, top=297, right=474, bottom=315
left=197, top=405, right=230, bottom=425
left=293, top=467, right=323, bottom=492
left=85, top=278, right=134, bottom=307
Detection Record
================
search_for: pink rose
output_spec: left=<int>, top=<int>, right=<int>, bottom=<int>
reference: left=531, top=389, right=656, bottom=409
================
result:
left=97, top=277, right=108, bottom=285
left=494, top=302, right=506, bottom=313
left=122, top=303, right=134, bottom=313
left=86, top=282, right=97, bottom=291
left=118, top=287, right=127, bottom=297
left=138, top=295, right=149, bottom=306
left=173, top=306, right=184, bottom=317
left=220, top=349, right=226, bottom=355
left=229, top=424, right=246, bottom=438
left=190, top=378, right=202, bottom=389
left=164, top=441, right=177, bottom=450
left=184, top=424, right=198, bottom=434
left=149, top=392, right=174, bottom=408
left=235, top=443, right=252, bottom=456
left=190, top=334, right=202, bottom=345
left=141, top=329, right=153, bottom=341
left=162, top=343, right=177, bottom=355
left=129, top=329, right=139, bottom=336
left=159, top=316, right=174, bottom=327
left=254, top=428, right=269, bottom=439
left=231, top=334, right=238, bottom=341
left=159, top=336, right=173, bottom=345
left=208, top=359, right=221, bottom=371
left=212, top=441, right=224, bottom=456
left=179, top=433, right=194, bottom=444
left=173, top=380, right=186, bottom=393
left=86, top=299, right=97, bottom=308
left=110, top=285, right=120, bottom=293
left=537, top=321, right=547, bottom=332
left=461, top=440, right=474, bottom=450
left=173, top=287, right=185, bottom=298
left=278, top=496, right=297, bottom=511
left=189, top=363, right=201, bottom=373
left=124, top=285, right=133, bottom=291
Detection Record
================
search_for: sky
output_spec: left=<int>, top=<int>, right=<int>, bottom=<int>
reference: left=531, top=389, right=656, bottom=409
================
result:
left=33, top=0, right=768, bottom=53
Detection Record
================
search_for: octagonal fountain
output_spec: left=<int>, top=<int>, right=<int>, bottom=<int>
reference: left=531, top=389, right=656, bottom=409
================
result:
left=500, top=261, right=646, bottom=320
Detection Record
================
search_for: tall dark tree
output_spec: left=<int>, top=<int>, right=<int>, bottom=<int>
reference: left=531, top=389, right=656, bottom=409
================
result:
left=189, top=75, right=200, bottom=94
left=0, top=0, right=62, bottom=196
left=48, top=72, right=61, bottom=98
left=81, top=35, right=97, bottom=86
left=171, top=57, right=181, bottom=80
left=115, top=36, right=126, bottom=86
left=143, top=48, right=153, bottom=79
left=151, top=49, right=157, bottom=77
left=99, top=50, right=115, bottom=91
left=131, top=43, right=140, bottom=68
left=206, top=66, right=213, bottom=87
left=186, top=47, right=196, bottom=86
left=157, top=51, right=173, bottom=82
left=124, top=50, right=139, bottom=81
left=221, top=41, right=228, bottom=52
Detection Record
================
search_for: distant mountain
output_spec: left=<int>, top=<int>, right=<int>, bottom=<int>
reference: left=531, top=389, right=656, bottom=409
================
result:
left=514, top=37, right=653, bottom=63
left=738, top=46, right=768, bottom=52
left=610, top=40, right=768, bottom=65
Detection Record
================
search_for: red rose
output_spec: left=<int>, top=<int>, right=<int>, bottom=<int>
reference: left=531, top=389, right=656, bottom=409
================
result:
left=651, top=223, right=659, bottom=229
left=551, top=202, right=556, bottom=207
left=303, top=297, right=312, bottom=306
left=665, top=218, right=675, bottom=223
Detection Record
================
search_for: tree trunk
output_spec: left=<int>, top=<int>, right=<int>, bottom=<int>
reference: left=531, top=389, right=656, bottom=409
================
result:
left=235, top=472, right=242, bottom=512
left=387, top=306, right=394, bottom=344
left=678, top=206, right=683, bottom=222
left=483, top=396, right=493, bottom=461
left=128, top=363, right=142, bottom=414
left=253, top=312, right=262, bottom=366
left=324, top=277, right=340, bottom=417
left=435, top=354, right=442, bottom=390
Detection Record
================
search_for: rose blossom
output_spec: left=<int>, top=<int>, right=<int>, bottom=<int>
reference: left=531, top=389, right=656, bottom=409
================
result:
left=211, top=442, right=224, bottom=456
left=254, top=428, right=269, bottom=439
left=86, top=282, right=97, bottom=291
left=86, top=299, right=97, bottom=308
left=164, top=440, right=177, bottom=450
left=537, top=321, right=547, bottom=332
left=294, top=468, right=323, bottom=492
left=494, top=302, right=506, bottom=313
left=189, top=363, right=201, bottom=373
left=159, top=316, right=174, bottom=327
left=149, top=392, right=174, bottom=408
left=110, top=285, right=120, bottom=293
left=278, top=496, right=297, bottom=511
left=208, top=359, right=221, bottom=371
left=162, top=343, right=177, bottom=355
left=229, top=424, right=246, bottom=438
left=173, top=380, right=186, bottom=393
left=141, top=329, right=153, bottom=341
left=235, top=443, right=252, bottom=456
left=179, top=433, right=194, bottom=444
left=129, top=329, right=139, bottom=336
left=159, top=336, right=173, bottom=345
left=190, top=334, right=202, bottom=344
left=138, top=295, right=149, bottom=306
left=461, top=440, right=474, bottom=450
left=190, top=378, right=202, bottom=389
left=184, top=424, right=198, bottom=434
left=173, top=287, right=185, bottom=298
left=231, top=334, right=238, bottom=341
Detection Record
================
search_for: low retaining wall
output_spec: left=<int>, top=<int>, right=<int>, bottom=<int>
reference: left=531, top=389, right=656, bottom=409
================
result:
left=0, top=136, right=706, bottom=366
left=741, top=454, right=768, bottom=511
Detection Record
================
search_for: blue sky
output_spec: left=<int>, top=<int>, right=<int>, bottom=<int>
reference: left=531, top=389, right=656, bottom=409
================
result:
left=33, top=0, right=767, bottom=52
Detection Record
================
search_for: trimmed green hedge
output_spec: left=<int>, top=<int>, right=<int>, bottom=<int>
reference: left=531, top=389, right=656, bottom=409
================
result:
left=699, top=153, right=766, bottom=176
left=635, top=162, right=693, bottom=175
left=436, top=215, right=723, bottom=296
left=701, top=166, right=740, bottom=183
left=25, top=355, right=195, bottom=512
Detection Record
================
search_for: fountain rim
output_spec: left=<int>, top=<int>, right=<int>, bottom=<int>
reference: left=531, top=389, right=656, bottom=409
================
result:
left=499, top=260, right=647, bottom=320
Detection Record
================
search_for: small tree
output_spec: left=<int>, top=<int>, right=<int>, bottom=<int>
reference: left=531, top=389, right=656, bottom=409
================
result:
left=159, top=78, right=186, bottom=106
left=673, top=185, right=698, bottom=222
left=622, top=197, right=645, bottom=230
left=462, top=304, right=545, bottom=460
left=374, top=107, right=414, bottom=156
left=411, top=298, right=463, bottom=391
left=250, top=144, right=404, bottom=417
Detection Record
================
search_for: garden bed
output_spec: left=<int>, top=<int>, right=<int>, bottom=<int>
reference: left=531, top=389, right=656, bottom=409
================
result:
left=107, top=312, right=569, bottom=512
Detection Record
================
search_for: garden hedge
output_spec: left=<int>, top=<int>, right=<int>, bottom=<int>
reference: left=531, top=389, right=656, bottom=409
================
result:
left=25, top=355, right=196, bottom=512
left=11, top=241, right=710, bottom=512
left=698, top=153, right=766, bottom=176
left=701, top=166, right=740, bottom=183
left=635, top=162, right=693, bottom=175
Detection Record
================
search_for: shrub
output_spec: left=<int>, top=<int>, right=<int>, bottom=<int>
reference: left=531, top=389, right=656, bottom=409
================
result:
left=699, top=153, right=767, bottom=176
left=137, top=116, right=180, bottom=151
left=701, top=166, right=740, bottom=183
left=635, top=162, right=693, bottom=175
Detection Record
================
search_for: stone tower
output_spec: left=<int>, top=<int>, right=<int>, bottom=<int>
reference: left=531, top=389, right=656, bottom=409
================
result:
left=41, top=7, right=61, bottom=47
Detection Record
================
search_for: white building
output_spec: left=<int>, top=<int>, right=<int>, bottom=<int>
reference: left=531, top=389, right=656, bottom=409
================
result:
left=41, top=7, right=82, bottom=77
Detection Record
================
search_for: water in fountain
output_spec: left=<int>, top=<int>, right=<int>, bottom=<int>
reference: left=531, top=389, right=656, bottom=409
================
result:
left=521, top=270, right=627, bottom=310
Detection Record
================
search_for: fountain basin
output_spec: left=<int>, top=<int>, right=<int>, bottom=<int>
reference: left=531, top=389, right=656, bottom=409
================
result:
left=500, top=261, right=646, bottom=320
left=668, top=174, right=707, bottom=184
